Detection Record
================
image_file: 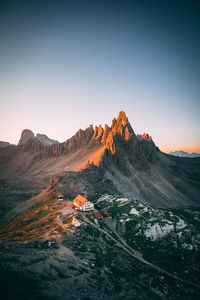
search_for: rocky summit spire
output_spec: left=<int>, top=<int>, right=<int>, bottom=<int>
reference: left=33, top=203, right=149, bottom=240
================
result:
left=101, top=124, right=110, bottom=144
left=141, top=133, right=152, bottom=141
left=111, top=111, right=134, bottom=140
left=117, top=111, right=128, bottom=126
left=18, top=129, right=35, bottom=145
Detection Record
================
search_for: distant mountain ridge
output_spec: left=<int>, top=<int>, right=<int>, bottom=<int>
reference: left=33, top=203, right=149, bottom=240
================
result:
left=0, top=111, right=200, bottom=209
left=169, top=150, right=200, bottom=158
left=18, top=129, right=59, bottom=146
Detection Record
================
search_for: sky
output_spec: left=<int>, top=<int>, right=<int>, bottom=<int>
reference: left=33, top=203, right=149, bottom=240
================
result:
left=0, top=0, right=200, bottom=153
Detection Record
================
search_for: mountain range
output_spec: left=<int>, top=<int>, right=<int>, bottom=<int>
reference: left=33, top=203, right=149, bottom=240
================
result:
left=169, top=150, right=200, bottom=158
left=0, top=111, right=200, bottom=218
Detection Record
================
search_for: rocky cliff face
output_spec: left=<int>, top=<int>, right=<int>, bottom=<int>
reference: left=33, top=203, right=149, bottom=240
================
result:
left=96, top=112, right=158, bottom=173
left=36, top=134, right=58, bottom=147
left=23, top=111, right=157, bottom=167
left=18, top=129, right=58, bottom=148
left=18, top=129, right=35, bottom=145
left=111, top=111, right=134, bottom=140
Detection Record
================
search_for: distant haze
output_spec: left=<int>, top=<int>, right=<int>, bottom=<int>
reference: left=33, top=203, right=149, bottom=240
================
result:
left=0, top=0, right=200, bottom=153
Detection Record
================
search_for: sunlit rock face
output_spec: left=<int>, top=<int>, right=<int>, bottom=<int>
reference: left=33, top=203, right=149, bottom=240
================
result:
left=96, top=112, right=159, bottom=174
left=91, top=111, right=135, bottom=146
left=105, top=131, right=116, bottom=155
left=103, top=111, right=136, bottom=154
left=10, top=112, right=157, bottom=173
left=139, top=133, right=152, bottom=141
left=63, top=111, right=151, bottom=161
left=18, top=129, right=35, bottom=145
left=111, top=111, right=135, bottom=140
left=1, top=111, right=157, bottom=174
left=101, top=124, right=111, bottom=144
left=90, top=111, right=136, bottom=155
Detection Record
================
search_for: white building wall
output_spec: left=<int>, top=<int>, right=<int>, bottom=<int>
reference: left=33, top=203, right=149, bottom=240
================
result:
left=80, top=201, right=94, bottom=211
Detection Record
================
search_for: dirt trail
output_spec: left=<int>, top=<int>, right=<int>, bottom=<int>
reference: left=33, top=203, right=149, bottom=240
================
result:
left=83, top=215, right=200, bottom=290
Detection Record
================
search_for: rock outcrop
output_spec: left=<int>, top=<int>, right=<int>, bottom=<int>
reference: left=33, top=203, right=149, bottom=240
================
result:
left=111, top=111, right=134, bottom=140
left=18, top=129, right=59, bottom=149
left=36, top=134, right=58, bottom=147
left=138, top=133, right=152, bottom=141
left=18, top=129, right=35, bottom=145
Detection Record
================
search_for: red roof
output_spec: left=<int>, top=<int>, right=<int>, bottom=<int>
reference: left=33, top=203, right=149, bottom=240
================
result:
left=101, top=211, right=111, bottom=217
left=95, top=212, right=103, bottom=219
left=73, top=195, right=87, bottom=206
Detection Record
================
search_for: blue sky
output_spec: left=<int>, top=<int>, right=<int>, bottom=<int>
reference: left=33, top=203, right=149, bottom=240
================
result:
left=0, top=0, right=200, bottom=152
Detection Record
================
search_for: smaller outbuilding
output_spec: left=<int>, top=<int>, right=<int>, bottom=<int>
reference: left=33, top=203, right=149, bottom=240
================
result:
left=94, top=212, right=103, bottom=220
left=101, top=211, right=112, bottom=219
left=72, top=216, right=81, bottom=227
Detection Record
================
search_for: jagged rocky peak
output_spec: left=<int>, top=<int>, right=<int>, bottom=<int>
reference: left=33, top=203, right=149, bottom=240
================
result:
left=92, top=124, right=104, bottom=141
left=141, top=133, right=152, bottom=141
left=117, top=111, right=128, bottom=126
left=96, top=125, right=103, bottom=140
left=111, top=111, right=135, bottom=140
left=77, top=125, right=94, bottom=140
left=18, top=129, right=35, bottom=145
left=101, top=124, right=111, bottom=144
left=64, top=125, right=95, bottom=154
left=36, top=134, right=59, bottom=147
left=138, top=133, right=152, bottom=142
left=18, top=129, right=59, bottom=147
left=91, top=111, right=135, bottom=146
left=92, top=126, right=98, bottom=139
left=89, top=124, right=93, bottom=131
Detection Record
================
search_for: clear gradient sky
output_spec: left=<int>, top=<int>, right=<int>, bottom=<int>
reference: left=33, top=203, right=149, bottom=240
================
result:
left=0, top=0, right=200, bottom=153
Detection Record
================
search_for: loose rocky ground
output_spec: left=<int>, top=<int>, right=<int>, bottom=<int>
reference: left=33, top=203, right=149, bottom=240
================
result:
left=0, top=194, right=200, bottom=299
left=0, top=198, right=76, bottom=243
